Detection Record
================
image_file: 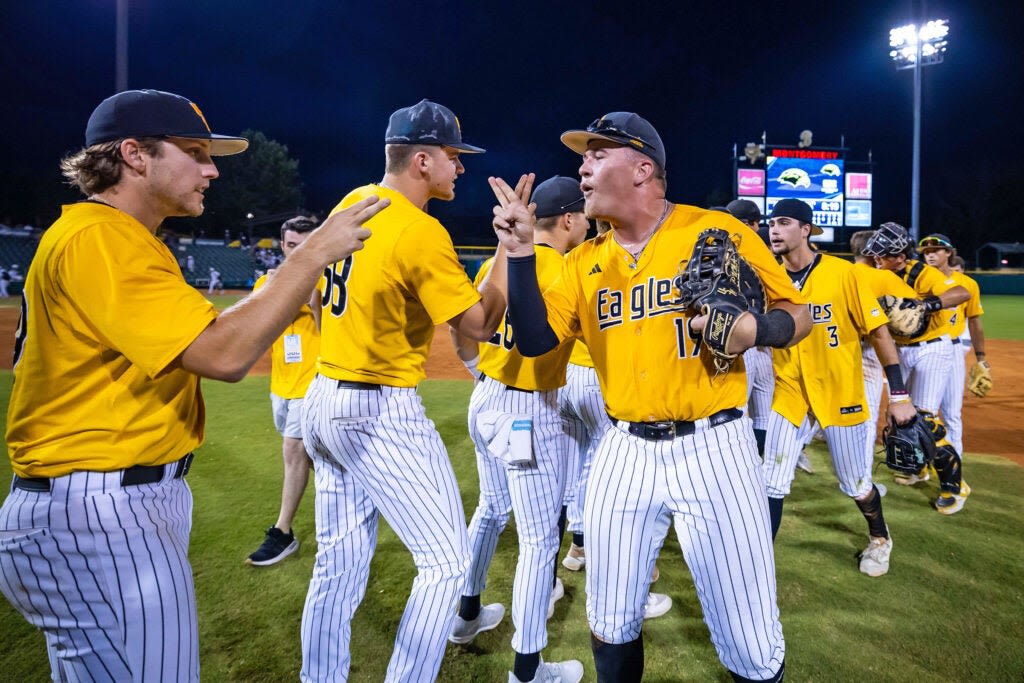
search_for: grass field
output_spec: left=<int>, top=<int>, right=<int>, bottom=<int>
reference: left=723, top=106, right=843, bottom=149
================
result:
left=1, top=374, right=1023, bottom=681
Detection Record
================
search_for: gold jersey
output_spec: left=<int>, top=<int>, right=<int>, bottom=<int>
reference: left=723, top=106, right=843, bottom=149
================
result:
left=541, top=205, right=805, bottom=422
left=897, top=259, right=960, bottom=343
left=317, top=184, right=480, bottom=387
left=851, top=261, right=918, bottom=300
left=254, top=274, right=319, bottom=399
left=476, top=246, right=573, bottom=391
left=568, top=340, right=594, bottom=368
left=938, top=271, right=983, bottom=338
left=772, top=254, right=888, bottom=428
left=6, top=202, right=217, bottom=478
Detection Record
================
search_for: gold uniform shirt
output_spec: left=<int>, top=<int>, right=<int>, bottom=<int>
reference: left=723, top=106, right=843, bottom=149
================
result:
left=938, top=271, right=983, bottom=338
left=6, top=202, right=217, bottom=478
left=852, top=262, right=918, bottom=300
left=541, top=205, right=805, bottom=422
left=476, top=246, right=573, bottom=391
left=568, top=340, right=594, bottom=368
left=317, top=184, right=480, bottom=387
left=254, top=274, right=319, bottom=399
left=899, top=259, right=960, bottom=343
left=772, top=255, right=888, bottom=428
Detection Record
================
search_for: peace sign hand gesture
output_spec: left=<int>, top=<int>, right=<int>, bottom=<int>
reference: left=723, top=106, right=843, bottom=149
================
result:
left=490, top=173, right=537, bottom=258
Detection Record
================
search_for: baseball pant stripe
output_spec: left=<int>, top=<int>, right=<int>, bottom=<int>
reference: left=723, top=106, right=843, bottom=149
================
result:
left=744, top=347, right=775, bottom=431
left=300, top=374, right=470, bottom=683
left=940, top=344, right=966, bottom=454
left=899, top=338, right=952, bottom=414
left=862, top=345, right=884, bottom=455
left=765, top=412, right=874, bottom=498
left=464, top=376, right=566, bottom=654
left=559, top=363, right=610, bottom=534
left=585, top=417, right=784, bottom=679
left=0, top=468, right=198, bottom=682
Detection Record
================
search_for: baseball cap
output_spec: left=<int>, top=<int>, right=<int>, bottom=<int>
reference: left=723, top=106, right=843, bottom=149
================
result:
left=385, top=99, right=484, bottom=153
left=863, top=222, right=911, bottom=257
left=561, top=112, right=666, bottom=169
left=726, top=199, right=762, bottom=224
left=918, top=233, right=954, bottom=251
left=532, top=176, right=584, bottom=218
left=769, top=198, right=822, bottom=235
left=85, top=89, right=249, bottom=156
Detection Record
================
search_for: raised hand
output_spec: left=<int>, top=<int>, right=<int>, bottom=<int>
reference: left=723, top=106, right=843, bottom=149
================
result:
left=309, top=195, right=390, bottom=264
left=489, top=174, right=537, bottom=257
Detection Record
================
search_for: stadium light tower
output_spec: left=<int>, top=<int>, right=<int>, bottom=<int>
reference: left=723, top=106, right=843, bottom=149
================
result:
left=890, top=19, right=949, bottom=243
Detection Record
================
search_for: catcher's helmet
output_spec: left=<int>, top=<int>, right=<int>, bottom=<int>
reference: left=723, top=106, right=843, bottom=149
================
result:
left=882, top=410, right=947, bottom=474
left=864, top=222, right=911, bottom=257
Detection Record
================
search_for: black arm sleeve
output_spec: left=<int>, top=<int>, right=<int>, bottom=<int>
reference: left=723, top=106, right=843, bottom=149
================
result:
left=507, top=254, right=560, bottom=357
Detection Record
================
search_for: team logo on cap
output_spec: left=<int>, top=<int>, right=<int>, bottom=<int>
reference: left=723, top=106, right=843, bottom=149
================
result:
left=190, top=102, right=212, bottom=133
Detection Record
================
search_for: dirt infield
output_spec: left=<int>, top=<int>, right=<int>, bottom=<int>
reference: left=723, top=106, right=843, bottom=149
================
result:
left=1, top=309, right=1018, bottom=462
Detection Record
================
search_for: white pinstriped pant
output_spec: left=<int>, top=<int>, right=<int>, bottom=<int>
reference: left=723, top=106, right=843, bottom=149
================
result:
left=463, top=375, right=567, bottom=654
left=558, top=363, right=610, bottom=535
left=299, top=375, right=470, bottom=683
left=940, top=339, right=967, bottom=454
left=898, top=336, right=953, bottom=414
left=862, top=343, right=884, bottom=450
left=0, top=468, right=197, bottom=682
left=744, top=346, right=775, bottom=431
left=764, top=412, right=874, bottom=498
left=585, top=415, right=785, bottom=680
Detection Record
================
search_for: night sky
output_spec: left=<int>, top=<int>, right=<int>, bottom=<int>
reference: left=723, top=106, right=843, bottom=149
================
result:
left=2, top=1, right=1022, bottom=248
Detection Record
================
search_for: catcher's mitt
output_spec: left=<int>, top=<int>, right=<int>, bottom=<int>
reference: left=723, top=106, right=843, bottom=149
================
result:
left=967, top=360, right=992, bottom=397
left=878, top=295, right=930, bottom=339
left=882, top=410, right=947, bottom=474
left=673, top=228, right=766, bottom=374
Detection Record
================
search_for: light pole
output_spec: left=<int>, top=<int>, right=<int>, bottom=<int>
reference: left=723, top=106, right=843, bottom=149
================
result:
left=889, top=19, right=948, bottom=243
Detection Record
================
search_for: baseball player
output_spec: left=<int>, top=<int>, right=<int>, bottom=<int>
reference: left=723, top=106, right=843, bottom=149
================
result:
left=918, top=233, right=988, bottom=455
left=864, top=223, right=972, bottom=511
left=300, top=99, right=509, bottom=682
left=450, top=176, right=587, bottom=683
left=848, top=230, right=920, bottom=453
left=208, top=265, right=223, bottom=293
left=725, top=199, right=776, bottom=457
left=491, top=112, right=811, bottom=682
left=246, top=215, right=321, bottom=566
left=761, top=200, right=915, bottom=577
left=0, top=89, right=386, bottom=681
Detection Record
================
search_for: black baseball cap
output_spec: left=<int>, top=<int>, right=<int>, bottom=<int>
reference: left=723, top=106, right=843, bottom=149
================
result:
left=561, top=112, right=666, bottom=169
left=532, top=176, right=584, bottom=218
left=769, top=198, right=822, bottom=235
left=726, top=199, right=762, bottom=224
left=385, top=99, right=484, bottom=153
left=85, top=89, right=249, bottom=156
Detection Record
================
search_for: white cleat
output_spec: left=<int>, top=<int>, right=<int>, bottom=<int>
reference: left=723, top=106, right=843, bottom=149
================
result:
left=547, top=578, right=564, bottom=620
left=643, top=592, right=672, bottom=619
left=796, top=451, right=814, bottom=474
left=562, top=543, right=586, bottom=571
left=859, top=535, right=893, bottom=577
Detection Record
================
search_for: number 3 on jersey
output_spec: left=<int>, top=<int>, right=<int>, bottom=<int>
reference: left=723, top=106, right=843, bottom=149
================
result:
left=321, top=257, right=354, bottom=317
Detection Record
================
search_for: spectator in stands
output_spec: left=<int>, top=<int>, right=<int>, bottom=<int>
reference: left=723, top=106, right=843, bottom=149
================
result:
left=0, top=267, right=9, bottom=297
left=208, top=267, right=223, bottom=293
left=186, top=254, right=196, bottom=273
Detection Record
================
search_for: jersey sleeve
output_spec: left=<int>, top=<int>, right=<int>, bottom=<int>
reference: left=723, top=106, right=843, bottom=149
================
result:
left=843, top=266, right=888, bottom=335
left=916, top=264, right=958, bottom=296
left=963, top=276, right=984, bottom=317
left=54, top=224, right=217, bottom=379
left=540, top=249, right=584, bottom=343
left=394, top=218, right=481, bottom=324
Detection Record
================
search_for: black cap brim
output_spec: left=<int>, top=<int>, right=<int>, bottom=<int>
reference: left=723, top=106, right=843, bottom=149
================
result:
left=443, top=142, right=486, bottom=154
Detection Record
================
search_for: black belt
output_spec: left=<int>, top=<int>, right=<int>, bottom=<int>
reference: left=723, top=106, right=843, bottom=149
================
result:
left=12, top=453, right=194, bottom=493
left=616, top=408, right=743, bottom=441
left=337, top=380, right=383, bottom=391
left=951, top=338, right=961, bottom=345
left=899, top=337, right=944, bottom=348
left=478, top=373, right=536, bottom=393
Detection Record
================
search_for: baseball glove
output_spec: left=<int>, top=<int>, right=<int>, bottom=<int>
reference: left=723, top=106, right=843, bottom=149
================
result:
left=967, top=360, right=992, bottom=397
left=882, top=410, right=946, bottom=474
left=878, top=295, right=930, bottom=339
left=674, top=228, right=766, bottom=374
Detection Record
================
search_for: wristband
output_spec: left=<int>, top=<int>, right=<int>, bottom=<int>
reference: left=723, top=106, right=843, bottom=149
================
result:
left=462, top=355, right=479, bottom=374
left=883, top=364, right=907, bottom=394
left=922, top=295, right=943, bottom=313
left=753, top=309, right=796, bottom=348
left=889, top=390, right=911, bottom=404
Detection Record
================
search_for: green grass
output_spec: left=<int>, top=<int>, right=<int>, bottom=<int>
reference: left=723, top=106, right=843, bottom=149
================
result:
left=1, top=374, right=1023, bottom=681
left=975, top=295, right=1024, bottom=341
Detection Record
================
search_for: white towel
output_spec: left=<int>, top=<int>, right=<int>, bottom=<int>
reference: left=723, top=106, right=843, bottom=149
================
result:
left=476, top=410, right=534, bottom=465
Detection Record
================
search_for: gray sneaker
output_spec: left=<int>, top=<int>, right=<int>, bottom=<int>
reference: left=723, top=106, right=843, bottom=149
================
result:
left=859, top=535, right=893, bottom=577
left=449, top=603, right=505, bottom=644
left=508, top=658, right=584, bottom=683
left=547, top=578, right=565, bottom=620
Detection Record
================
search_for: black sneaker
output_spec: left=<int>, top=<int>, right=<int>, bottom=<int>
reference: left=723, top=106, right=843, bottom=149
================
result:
left=246, top=526, right=299, bottom=566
